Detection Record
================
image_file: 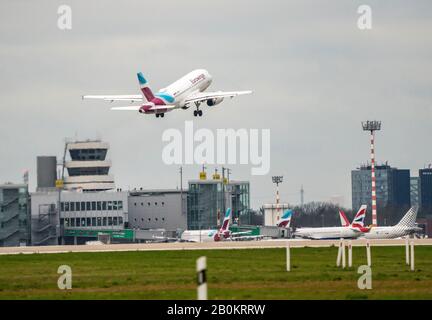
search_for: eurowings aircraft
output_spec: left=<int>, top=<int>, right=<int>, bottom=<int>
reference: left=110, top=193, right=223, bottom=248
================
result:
left=83, top=69, right=252, bottom=118
left=276, top=210, right=293, bottom=228
left=180, top=208, right=260, bottom=242
left=293, top=205, right=370, bottom=240
left=362, top=206, right=422, bottom=239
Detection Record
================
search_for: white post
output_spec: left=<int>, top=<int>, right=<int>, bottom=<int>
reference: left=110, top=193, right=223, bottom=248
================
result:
left=348, top=241, right=353, bottom=268
left=196, top=256, right=207, bottom=300
left=410, top=241, right=415, bottom=271
left=366, top=240, right=371, bottom=267
left=405, top=237, right=410, bottom=265
left=336, top=240, right=342, bottom=267
left=286, top=241, right=291, bottom=272
left=342, top=240, right=346, bottom=269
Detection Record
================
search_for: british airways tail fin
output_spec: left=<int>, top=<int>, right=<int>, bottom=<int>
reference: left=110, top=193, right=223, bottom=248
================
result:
left=351, top=205, right=367, bottom=227
left=339, top=210, right=350, bottom=227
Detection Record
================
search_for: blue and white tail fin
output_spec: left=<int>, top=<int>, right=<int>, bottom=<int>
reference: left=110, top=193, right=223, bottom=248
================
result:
left=137, top=72, right=155, bottom=102
left=276, top=210, right=293, bottom=228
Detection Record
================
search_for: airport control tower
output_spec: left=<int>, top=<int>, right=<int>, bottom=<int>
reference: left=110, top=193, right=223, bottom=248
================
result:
left=63, top=140, right=115, bottom=191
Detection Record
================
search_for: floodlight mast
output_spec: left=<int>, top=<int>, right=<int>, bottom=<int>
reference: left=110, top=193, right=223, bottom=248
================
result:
left=362, top=121, right=382, bottom=226
left=272, top=176, right=283, bottom=220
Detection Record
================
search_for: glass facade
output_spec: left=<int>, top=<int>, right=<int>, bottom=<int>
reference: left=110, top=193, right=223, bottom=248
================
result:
left=187, top=180, right=250, bottom=230
left=0, top=185, right=30, bottom=247
left=59, top=200, right=124, bottom=229
left=352, top=165, right=411, bottom=211
left=69, top=148, right=107, bottom=161
left=420, top=168, right=432, bottom=212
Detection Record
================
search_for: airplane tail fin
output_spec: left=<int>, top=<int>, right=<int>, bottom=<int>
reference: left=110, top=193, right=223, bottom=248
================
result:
left=339, top=210, right=350, bottom=227
left=276, top=210, right=293, bottom=228
left=137, top=72, right=155, bottom=102
left=396, top=206, right=418, bottom=227
left=219, top=208, right=232, bottom=232
left=351, top=205, right=367, bottom=227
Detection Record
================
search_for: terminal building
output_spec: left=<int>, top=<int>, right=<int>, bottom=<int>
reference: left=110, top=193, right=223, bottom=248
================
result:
left=128, top=189, right=187, bottom=231
left=0, top=183, right=30, bottom=247
left=31, top=139, right=130, bottom=245
left=187, top=171, right=250, bottom=230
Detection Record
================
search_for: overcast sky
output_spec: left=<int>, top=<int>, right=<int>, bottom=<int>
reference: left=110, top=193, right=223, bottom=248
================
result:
left=1, top=1, right=431, bottom=208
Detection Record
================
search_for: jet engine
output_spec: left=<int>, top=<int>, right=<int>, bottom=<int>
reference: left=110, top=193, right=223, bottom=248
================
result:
left=206, top=97, right=224, bottom=106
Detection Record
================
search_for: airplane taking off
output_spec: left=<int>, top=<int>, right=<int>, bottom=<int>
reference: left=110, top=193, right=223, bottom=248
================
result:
left=293, top=205, right=370, bottom=240
left=83, top=69, right=252, bottom=118
left=362, top=206, right=422, bottom=239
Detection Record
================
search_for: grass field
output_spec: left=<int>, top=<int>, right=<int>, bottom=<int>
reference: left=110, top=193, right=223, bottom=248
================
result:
left=0, top=246, right=431, bottom=299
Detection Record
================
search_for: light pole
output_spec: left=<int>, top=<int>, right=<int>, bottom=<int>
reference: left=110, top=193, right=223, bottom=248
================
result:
left=272, top=176, right=283, bottom=222
left=362, top=120, right=381, bottom=226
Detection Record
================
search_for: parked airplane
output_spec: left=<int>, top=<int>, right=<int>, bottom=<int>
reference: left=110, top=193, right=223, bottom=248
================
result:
left=276, top=210, right=293, bottom=228
left=362, top=206, right=422, bottom=239
left=339, top=210, right=350, bottom=227
left=180, top=208, right=255, bottom=242
left=83, top=69, right=252, bottom=118
left=293, top=205, right=370, bottom=240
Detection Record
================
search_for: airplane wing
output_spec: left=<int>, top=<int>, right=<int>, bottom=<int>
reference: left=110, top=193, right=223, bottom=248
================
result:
left=110, top=105, right=176, bottom=111
left=83, top=95, right=143, bottom=103
left=184, top=90, right=252, bottom=105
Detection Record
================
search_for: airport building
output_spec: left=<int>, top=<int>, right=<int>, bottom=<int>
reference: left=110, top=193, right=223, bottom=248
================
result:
left=420, top=167, right=432, bottom=213
left=351, top=164, right=411, bottom=212
left=128, top=189, right=187, bottom=231
left=0, top=183, right=30, bottom=247
left=31, top=190, right=129, bottom=245
left=410, top=177, right=421, bottom=208
left=263, top=203, right=290, bottom=227
left=187, top=174, right=250, bottom=230
left=63, top=140, right=115, bottom=191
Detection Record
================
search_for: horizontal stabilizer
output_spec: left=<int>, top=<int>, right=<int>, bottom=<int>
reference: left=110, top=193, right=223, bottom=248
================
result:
left=110, top=106, right=141, bottom=111
left=149, top=105, right=176, bottom=111
left=83, top=95, right=142, bottom=102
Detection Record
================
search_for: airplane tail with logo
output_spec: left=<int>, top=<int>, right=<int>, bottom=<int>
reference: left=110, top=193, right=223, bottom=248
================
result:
left=219, top=208, right=232, bottom=233
left=276, top=210, right=293, bottom=228
left=137, top=72, right=155, bottom=102
left=350, top=205, right=369, bottom=232
left=339, top=210, right=350, bottom=227
left=396, top=206, right=418, bottom=227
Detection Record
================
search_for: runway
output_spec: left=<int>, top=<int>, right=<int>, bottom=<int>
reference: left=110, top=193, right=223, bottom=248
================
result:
left=0, top=238, right=431, bottom=255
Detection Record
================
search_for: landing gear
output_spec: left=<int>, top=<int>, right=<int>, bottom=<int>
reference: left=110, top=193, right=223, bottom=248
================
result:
left=155, top=113, right=165, bottom=118
left=193, top=102, right=203, bottom=117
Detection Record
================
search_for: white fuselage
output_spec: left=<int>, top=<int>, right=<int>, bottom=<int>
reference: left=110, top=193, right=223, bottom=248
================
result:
left=181, top=229, right=219, bottom=243
left=363, top=226, right=417, bottom=239
left=161, top=69, right=212, bottom=108
left=294, top=226, right=362, bottom=240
